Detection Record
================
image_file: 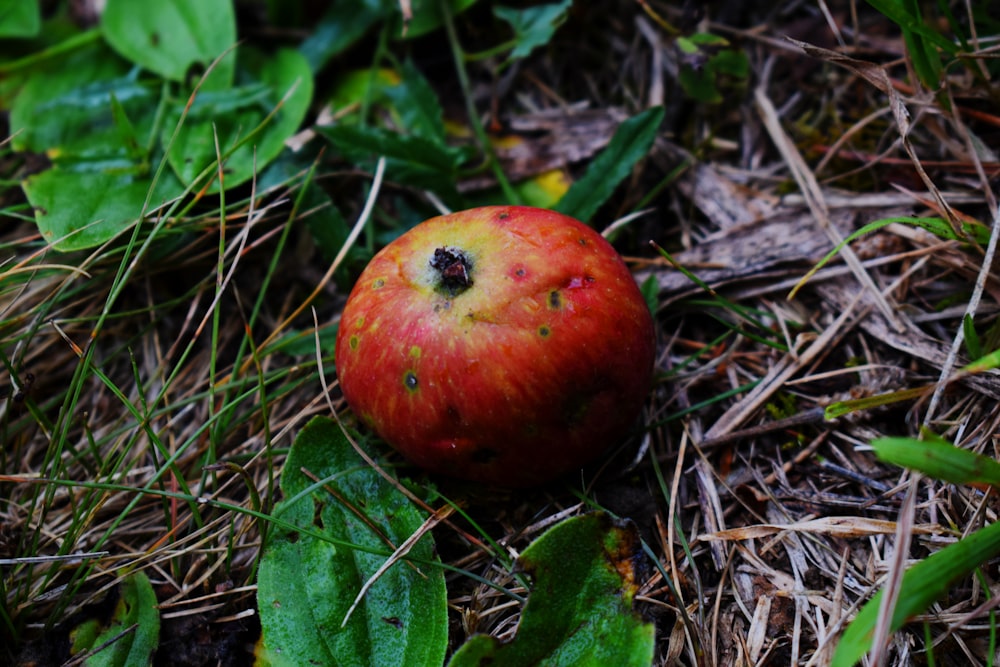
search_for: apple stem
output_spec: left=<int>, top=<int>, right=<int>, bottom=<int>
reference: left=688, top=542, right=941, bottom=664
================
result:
left=431, top=247, right=473, bottom=296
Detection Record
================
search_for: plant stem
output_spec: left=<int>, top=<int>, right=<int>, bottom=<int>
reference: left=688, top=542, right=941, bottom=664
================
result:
left=439, top=0, right=520, bottom=205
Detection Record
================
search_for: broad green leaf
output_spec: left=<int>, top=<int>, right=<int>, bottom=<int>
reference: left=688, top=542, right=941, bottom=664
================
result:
left=23, top=166, right=183, bottom=252
left=871, top=436, right=1000, bottom=488
left=385, top=60, right=447, bottom=141
left=494, top=0, right=573, bottom=60
left=320, top=123, right=469, bottom=193
left=832, top=519, right=1000, bottom=666
left=164, top=47, right=313, bottom=191
left=448, top=512, right=655, bottom=667
left=9, top=40, right=185, bottom=250
left=0, top=0, right=40, bottom=38
left=7, top=42, right=142, bottom=157
left=555, top=106, right=664, bottom=223
left=101, top=0, right=236, bottom=87
left=257, top=415, right=447, bottom=667
left=68, top=570, right=160, bottom=667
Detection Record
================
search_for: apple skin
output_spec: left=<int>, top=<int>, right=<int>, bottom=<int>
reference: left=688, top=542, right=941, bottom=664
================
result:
left=334, top=205, right=655, bottom=487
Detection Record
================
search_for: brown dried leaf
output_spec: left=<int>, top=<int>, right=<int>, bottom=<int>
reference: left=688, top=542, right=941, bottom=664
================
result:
left=701, top=517, right=947, bottom=541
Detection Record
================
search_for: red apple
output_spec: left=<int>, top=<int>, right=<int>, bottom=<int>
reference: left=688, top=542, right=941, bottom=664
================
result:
left=334, top=205, right=655, bottom=487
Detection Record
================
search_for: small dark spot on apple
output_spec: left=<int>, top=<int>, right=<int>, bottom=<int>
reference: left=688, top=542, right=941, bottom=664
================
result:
left=471, top=448, right=498, bottom=464
left=372, top=278, right=385, bottom=289
left=498, top=212, right=509, bottom=220
left=579, top=237, right=588, bottom=245
left=403, top=370, right=419, bottom=392
left=538, top=325, right=551, bottom=338
left=446, top=405, right=461, bottom=422
left=349, top=335, right=360, bottom=350
left=548, top=290, right=561, bottom=309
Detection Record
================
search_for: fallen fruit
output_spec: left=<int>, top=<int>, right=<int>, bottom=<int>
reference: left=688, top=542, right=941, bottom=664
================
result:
left=334, top=205, right=655, bottom=486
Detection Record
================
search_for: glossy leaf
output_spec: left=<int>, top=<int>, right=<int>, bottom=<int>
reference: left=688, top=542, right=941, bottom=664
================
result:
left=23, top=167, right=182, bottom=251
left=448, top=512, right=655, bottom=667
left=257, top=416, right=447, bottom=667
left=8, top=42, right=143, bottom=157
left=101, top=0, right=236, bottom=87
left=555, top=106, right=664, bottom=223
left=164, top=47, right=313, bottom=191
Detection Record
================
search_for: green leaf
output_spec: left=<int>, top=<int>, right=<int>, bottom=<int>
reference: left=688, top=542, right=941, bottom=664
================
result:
left=257, top=415, right=448, bottom=667
left=101, top=0, right=237, bottom=87
left=23, top=166, right=183, bottom=252
left=494, top=0, right=573, bottom=60
left=164, top=47, right=313, bottom=191
left=962, top=347, right=1000, bottom=374
left=678, top=65, right=722, bottom=103
left=7, top=42, right=146, bottom=157
left=68, top=570, right=160, bottom=667
left=822, top=386, right=929, bottom=420
left=711, top=48, right=749, bottom=78
left=9, top=39, right=186, bottom=250
left=640, top=274, right=660, bottom=316
left=871, top=436, right=1000, bottom=488
left=832, top=519, right=1000, bottom=666
left=789, top=215, right=989, bottom=300
left=686, top=32, right=731, bottom=47
left=397, top=0, right=480, bottom=40
left=299, top=0, right=389, bottom=74
left=555, top=106, right=664, bottom=223
left=448, top=512, right=655, bottom=667
left=964, top=313, right=983, bottom=361
left=320, top=123, right=469, bottom=193
left=384, top=60, right=447, bottom=141
left=0, top=0, right=40, bottom=38
left=864, top=0, right=958, bottom=55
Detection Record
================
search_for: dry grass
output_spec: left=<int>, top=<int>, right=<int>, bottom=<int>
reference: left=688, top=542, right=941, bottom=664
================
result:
left=4, top=1, right=1000, bottom=665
